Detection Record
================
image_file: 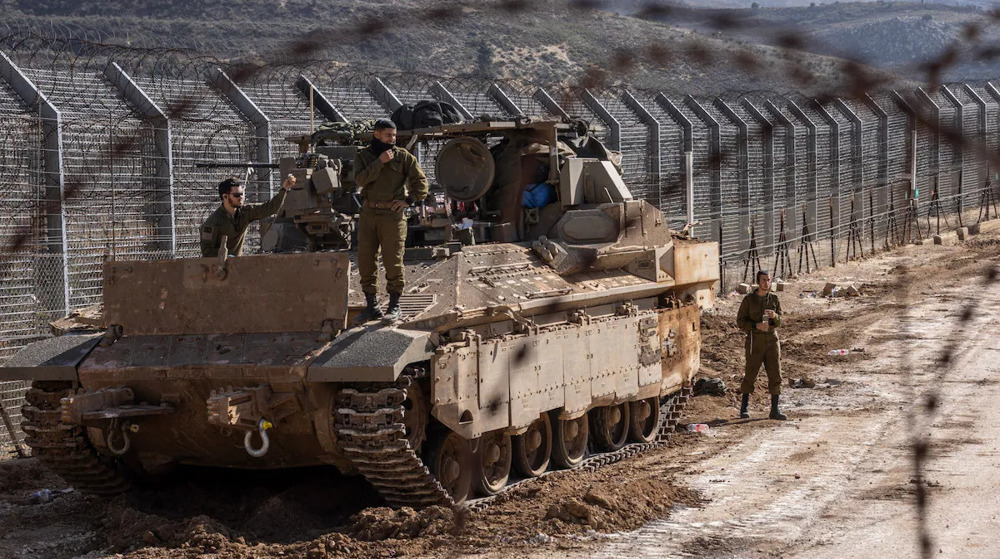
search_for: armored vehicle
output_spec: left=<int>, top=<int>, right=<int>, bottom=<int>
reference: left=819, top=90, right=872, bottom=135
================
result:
left=1, top=119, right=719, bottom=506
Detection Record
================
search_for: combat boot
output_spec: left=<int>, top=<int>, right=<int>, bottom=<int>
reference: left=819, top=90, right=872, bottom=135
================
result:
left=739, top=393, right=750, bottom=419
left=353, top=292, right=383, bottom=324
left=382, top=292, right=402, bottom=323
left=769, top=394, right=788, bottom=420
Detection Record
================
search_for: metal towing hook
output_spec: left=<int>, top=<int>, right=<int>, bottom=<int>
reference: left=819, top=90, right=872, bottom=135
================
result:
left=244, top=419, right=273, bottom=458
left=106, top=419, right=138, bottom=456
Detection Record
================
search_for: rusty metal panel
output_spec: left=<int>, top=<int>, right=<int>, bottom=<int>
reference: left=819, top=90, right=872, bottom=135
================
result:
left=0, top=333, right=102, bottom=381
left=103, top=253, right=350, bottom=336
left=657, top=304, right=701, bottom=394
left=562, top=326, right=592, bottom=414
left=671, top=241, right=720, bottom=286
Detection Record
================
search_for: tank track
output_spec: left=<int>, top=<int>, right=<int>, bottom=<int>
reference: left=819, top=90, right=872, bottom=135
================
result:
left=465, top=385, right=693, bottom=511
left=335, top=378, right=692, bottom=510
left=19, top=382, right=130, bottom=496
left=334, top=378, right=454, bottom=508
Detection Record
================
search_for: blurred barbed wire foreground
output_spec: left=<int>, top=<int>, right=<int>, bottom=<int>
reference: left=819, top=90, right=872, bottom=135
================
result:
left=3, top=4, right=1000, bottom=557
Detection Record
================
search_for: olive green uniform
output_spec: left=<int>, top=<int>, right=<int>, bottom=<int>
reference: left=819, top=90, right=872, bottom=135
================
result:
left=200, top=189, right=287, bottom=257
left=736, top=291, right=784, bottom=395
left=353, top=146, right=428, bottom=295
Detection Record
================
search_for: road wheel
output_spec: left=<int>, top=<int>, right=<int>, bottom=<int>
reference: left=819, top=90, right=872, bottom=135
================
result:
left=512, top=414, right=551, bottom=478
left=550, top=410, right=588, bottom=469
left=473, top=430, right=512, bottom=496
left=402, top=381, right=428, bottom=453
left=424, top=429, right=473, bottom=504
left=592, top=402, right=630, bottom=451
left=628, top=397, right=660, bottom=443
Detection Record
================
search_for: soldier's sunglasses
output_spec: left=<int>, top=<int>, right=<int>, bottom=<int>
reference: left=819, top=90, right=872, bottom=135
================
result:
left=228, top=192, right=244, bottom=198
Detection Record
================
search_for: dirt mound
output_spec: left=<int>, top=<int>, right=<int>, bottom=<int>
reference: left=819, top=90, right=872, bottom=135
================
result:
left=543, top=481, right=698, bottom=533
left=348, top=506, right=457, bottom=540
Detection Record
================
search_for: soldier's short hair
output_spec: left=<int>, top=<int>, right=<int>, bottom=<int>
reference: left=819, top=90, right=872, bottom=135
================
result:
left=218, top=177, right=242, bottom=199
left=374, top=118, right=396, bottom=132
left=756, top=269, right=770, bottom=282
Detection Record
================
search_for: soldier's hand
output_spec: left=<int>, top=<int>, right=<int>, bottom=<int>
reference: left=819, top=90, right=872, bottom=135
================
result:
left=764, top=309, right=776, bottom=319
left=379, top=149, right=394, bottom=164
left=282, top=174, right=296, bottom=191
left=390, top=199, right=408, bottom=213
left=755, top=322, right=770, bottom=332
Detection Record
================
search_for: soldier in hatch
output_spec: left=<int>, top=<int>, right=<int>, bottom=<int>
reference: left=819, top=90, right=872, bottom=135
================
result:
left=200, top=175, right=295, bottom=257
left=352, top=118, right=429, bottom=324
left=735, top=269, right=788, bottom=420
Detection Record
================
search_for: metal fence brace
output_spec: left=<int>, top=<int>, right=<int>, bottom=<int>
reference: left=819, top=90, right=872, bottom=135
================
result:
left=685, top=95, right=722, bottom=244
left=0, top=50, right=70, bottom=316
left=488, top=83, right=523, bottom=118
left=296, top=75, right=348, bottom=124
left=210, top=67, right=274, bottom=192
left=104, top=62, right=176, bottom=256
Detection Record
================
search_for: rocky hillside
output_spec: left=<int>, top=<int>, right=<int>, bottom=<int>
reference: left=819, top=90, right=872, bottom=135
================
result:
left=1, top=0, right=978, bottom=94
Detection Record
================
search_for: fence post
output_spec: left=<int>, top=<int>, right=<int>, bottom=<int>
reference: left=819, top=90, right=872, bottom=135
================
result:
left=296, top=75, right=347, bottom=123
left=940, top=86, right=965, bottom=221
left=534, top=87, right=571, bottom=121
left=210, top=68, right=273, bottom=194
left=861, top=94, right=889, bottom=242
left=742, top=99, right=776, bottom=256
left=811, top=100, right=840, bottom=263
left=104, top=62, right=176, bottom=257
left=430, top=81, right=474, bottom=122
left=714, top=99, right=751, bottom=255
left=834, top=98, right=864, bottom=235
left=0, top=50, right=69, bottom=315
left=787, top=100, right=818, bottom=256
left=622, top=91, right=661, bottom=211
left=963, top=84, right=988, bottom=194
left=655, top=93, right=695, bottom=233
left=582, top=90, right=621, bottom=151
left=915, top=88, right=941, bottom=204
left=488, top=83, right=523, bottom=117
left=764, top=100, right=796, bottom=244
left=685, top=96, right=722, bottom=249
left=369, top=77, right=402, bottom=112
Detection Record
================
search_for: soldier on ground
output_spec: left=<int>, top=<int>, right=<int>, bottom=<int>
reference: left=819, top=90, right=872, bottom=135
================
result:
left=736, top=269, right=788, bottom=421
left=200, top=175, right=296, bottom=257
left=352, top=118, right=429, bottom=324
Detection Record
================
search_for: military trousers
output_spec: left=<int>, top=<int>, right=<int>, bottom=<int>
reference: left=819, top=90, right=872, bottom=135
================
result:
left=740, top=332, right=782, bottom=395
left=358, top=207, right=407, bottom=295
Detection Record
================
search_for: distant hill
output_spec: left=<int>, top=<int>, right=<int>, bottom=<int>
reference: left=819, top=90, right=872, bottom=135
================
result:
left=3, top=0, right=982, bottom=96
left=626, top=1, right=999, bottom=82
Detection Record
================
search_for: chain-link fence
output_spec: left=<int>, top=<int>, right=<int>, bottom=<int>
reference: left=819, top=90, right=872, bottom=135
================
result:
left=2, top=29, right=999, bottom=455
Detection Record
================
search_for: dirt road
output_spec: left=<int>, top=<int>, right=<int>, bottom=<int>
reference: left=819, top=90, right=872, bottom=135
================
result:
left=1, top=230, right=997, bottom=559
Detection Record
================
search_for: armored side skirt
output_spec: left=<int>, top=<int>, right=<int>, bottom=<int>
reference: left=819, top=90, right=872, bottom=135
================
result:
left=430, top=303, right=700, bottom=439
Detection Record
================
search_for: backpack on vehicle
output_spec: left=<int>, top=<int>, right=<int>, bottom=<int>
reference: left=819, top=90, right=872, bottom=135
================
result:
left=391, top=100, right=463, bottom=130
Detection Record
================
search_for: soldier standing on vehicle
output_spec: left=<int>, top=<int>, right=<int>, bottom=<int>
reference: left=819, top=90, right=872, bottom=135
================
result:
left=352, top=118, right=429, bottom=324
left=736, top=270, right=787, bottom=420
left=200, top=175, right=295, bottom=257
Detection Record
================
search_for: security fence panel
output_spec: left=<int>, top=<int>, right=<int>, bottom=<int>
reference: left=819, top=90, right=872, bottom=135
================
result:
left=598, top=92, right=655, bottom=203
left=646, top=94, right=690, bottom=230
left=1, top=38, right=1000, bottom=448
left=129, top=70, right=255, bottom=258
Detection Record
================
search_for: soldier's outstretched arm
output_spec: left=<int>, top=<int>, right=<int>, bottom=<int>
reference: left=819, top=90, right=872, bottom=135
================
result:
left=245, top=187, right=288, bottom=222
left=405, top=154, right=429, bottom=202
left=736, top=296, right=754, bottom=333
left=353, top=152, right=384, bottom=188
